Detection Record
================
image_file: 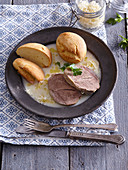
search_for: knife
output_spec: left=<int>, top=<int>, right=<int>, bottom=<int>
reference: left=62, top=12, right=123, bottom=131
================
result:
left=16, top=126, right=125, bottom=145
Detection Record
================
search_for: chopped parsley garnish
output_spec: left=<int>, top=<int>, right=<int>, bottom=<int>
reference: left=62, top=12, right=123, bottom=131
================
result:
left=106, top=13, right=127, bottom=25
left=55, top=62, right=82, bottom=76
left=55, top=62, right=61, bottom=67
left=68, top=64, right=82, bottom=76
left=119, top=35, right=128, bottom=50
left=60, top=63, right=71, bottom=72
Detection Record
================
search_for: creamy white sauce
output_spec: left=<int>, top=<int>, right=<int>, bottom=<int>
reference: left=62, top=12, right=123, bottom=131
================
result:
left=22, top=44, right=101, bottom=108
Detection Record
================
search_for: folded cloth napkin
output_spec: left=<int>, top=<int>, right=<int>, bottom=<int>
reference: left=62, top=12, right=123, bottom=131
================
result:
left=0, top=3, right=116, bottom=146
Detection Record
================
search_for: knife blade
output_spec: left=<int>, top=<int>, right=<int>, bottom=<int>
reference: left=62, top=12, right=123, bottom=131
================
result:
left=16, top=126, right=125, bottom=145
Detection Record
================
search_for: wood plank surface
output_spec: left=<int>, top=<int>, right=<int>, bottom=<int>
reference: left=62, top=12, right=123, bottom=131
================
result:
left=0, top=0, right=11, bottom=4
left=70, top=146, right=106, bottom=170
left=105, top=9, right=128, bottom=170
left=0, top=0, right=128, bottom=170
left=13, top=0, right=70, bottom=5
left=2, top=144, right=69, bottom=170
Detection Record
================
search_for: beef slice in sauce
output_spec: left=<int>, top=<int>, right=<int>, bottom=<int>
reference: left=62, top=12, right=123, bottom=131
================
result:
left=64, top=65, right=100, bottom=93
left=48, top=74, right=81, bottom=105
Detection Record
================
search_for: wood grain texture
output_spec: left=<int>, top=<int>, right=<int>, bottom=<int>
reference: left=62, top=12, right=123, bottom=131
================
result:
left=70, top=146, right=106, bottom=170
left=0, top=0, right=12, bottom=4
left=105, top=8, right=128, bottom=170
left=13, top=0, right=70, bottom=5
left=1, top=144, right=69, bottom=170
left=126, top=14, right=128, bottom=67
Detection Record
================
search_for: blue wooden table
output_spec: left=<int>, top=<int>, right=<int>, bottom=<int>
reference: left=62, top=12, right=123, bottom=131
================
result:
left=0, top=0, right=128, bottom=169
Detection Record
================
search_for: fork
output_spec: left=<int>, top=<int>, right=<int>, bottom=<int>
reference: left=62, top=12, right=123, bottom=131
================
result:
left=24, top=119, right=118, bottom=133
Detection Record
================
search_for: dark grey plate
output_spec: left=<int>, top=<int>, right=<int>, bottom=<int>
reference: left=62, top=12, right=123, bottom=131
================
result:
left=5, top=27, right=117, bottom=119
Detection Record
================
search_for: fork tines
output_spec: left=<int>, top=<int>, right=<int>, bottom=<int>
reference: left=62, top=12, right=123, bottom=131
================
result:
left=24, top=119, right=35, bottom=129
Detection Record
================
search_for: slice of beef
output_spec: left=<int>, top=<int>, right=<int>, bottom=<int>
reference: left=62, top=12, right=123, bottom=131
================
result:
left=48, top=74, right=81, bottom=105
left=64, top=65, right=100, bottom=93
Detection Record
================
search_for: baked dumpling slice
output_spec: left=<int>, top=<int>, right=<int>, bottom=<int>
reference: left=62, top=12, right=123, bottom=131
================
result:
left=13, top=58, right=45, bottom=84
left=16, top=43, right=52, bottom=68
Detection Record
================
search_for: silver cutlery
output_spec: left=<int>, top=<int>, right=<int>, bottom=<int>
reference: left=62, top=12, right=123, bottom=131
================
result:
left=16, top=126, right=125, bottom=145
left=24, top=119, right=118, bottom=133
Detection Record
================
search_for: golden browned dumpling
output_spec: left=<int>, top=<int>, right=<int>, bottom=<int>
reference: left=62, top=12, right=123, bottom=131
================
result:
left=13, top=58, right=45, bottom=84
left=56, top=32, right=87, bottom=63
left=16, top=43, right=52, bottom=68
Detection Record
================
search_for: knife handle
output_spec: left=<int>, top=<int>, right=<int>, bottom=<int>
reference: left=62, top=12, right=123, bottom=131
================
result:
left=67, top=132, right=125, bottom=145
